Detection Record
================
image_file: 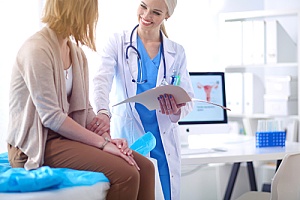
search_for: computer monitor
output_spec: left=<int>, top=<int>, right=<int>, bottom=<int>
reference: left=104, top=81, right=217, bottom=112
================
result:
left=179, top=72, right=230, bottom=144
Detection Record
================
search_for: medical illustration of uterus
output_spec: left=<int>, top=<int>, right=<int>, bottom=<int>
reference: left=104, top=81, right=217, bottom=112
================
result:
left=197, top=81, right=219, bottom=101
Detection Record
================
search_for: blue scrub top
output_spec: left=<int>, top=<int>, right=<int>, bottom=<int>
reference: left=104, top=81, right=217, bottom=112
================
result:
left=135, top=36, right=171, bottom=200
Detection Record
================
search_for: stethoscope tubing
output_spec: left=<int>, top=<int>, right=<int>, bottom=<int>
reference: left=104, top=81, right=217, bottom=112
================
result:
left=125, top=24, right=167, bottom=83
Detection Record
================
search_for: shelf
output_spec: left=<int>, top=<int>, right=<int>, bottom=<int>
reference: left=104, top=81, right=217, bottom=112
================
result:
left=225, top=62, right=298, bottom=69
left=221, top=10, right=300, bottom=139
left=225, top=63, right=298, bottom=74
left=228, top=113, right=299, bottom=119
left=220, top=10, right=300, bottom=22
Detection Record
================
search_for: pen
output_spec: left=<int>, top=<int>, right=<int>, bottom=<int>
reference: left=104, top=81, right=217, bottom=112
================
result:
left=171, top=69, right=180, bottom=86
left=171, top=69, right=176, bottom=85
left=174, top=75, right=180, bottom=86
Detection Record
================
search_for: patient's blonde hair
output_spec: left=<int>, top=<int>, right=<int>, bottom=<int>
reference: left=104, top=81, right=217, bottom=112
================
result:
left=41, top=0, right=98, bottom=51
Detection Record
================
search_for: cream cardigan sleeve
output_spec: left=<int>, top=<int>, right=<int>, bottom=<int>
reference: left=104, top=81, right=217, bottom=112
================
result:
left=7, top=27, right=68, bottom=169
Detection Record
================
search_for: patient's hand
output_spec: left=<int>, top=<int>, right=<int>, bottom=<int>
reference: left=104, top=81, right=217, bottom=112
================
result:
left=111, top=138, right=132, bottom=156
left=103, top=140, right=139, bottom=170
left=101, top=132, right=111, bottom=139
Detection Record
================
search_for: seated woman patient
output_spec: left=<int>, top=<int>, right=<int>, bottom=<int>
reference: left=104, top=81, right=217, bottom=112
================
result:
left=6, top=0, right=155, bottom=199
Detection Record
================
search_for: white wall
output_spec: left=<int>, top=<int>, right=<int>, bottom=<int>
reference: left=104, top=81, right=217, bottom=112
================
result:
left=170, top=0, right=264, bottom=72
left=265, top=0, right=300, bottom=9
left=264, top=0, right=300, bottom=44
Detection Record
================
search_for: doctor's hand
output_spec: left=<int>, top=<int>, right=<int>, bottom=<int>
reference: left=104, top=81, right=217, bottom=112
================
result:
left=102, top=140, right=139, bottom=170
left=87, top=115, right=110, bottom=136
left=158, top=94, right=186, bottom=115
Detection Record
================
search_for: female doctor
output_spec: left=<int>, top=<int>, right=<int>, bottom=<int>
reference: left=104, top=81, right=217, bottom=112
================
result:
left=93, top=0, right=194, bottom=199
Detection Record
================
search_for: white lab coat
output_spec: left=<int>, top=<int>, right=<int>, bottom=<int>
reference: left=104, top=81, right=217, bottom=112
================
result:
left=93, top=27, right=194, bottom=200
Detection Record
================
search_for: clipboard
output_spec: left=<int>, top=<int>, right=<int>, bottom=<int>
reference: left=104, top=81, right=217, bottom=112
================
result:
left=113, top=85, right=231, bottom=111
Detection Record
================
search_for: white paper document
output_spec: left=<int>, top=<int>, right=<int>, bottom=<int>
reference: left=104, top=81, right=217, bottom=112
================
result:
left=113, top=85, right=231, bottom=111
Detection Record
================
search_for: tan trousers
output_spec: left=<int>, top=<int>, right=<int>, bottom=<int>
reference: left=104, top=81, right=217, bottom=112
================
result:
left=8, top=131, right=155, bottom=200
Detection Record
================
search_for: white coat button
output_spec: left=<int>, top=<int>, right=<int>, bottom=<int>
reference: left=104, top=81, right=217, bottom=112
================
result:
left=168, top=153, right=170, bottom=156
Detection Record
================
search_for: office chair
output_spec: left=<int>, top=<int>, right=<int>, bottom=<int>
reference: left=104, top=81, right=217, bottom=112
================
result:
left=235, top=152, right=300, bottom=200
left=260, top=119, right=299, bottom=193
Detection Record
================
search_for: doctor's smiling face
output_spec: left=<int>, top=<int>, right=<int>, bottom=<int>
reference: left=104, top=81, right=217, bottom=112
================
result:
left=137, top=0, right=169, bottom=32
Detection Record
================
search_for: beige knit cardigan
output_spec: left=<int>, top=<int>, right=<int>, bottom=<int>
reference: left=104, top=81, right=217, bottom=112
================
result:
left=7, top=26, right=95, bottom=170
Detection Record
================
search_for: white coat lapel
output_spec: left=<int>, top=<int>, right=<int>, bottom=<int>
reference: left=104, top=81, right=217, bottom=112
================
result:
left=122, top=28, right=144, bottom=127
left=123, top=29, right=138, bottom=99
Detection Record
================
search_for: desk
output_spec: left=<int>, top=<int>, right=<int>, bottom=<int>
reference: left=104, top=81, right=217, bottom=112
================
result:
left=181, top=134, right=300, bottom=200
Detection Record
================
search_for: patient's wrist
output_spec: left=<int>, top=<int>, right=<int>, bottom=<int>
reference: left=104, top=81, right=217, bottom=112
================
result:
left=99, top=137, right=111, bottom=150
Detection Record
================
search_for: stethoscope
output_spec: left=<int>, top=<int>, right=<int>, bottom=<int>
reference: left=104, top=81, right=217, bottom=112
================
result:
left=125, top=24, right=168, bottom=86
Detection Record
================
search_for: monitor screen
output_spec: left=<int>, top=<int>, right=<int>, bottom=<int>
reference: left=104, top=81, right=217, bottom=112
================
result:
left=179, top=72, right=228, bottom=125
